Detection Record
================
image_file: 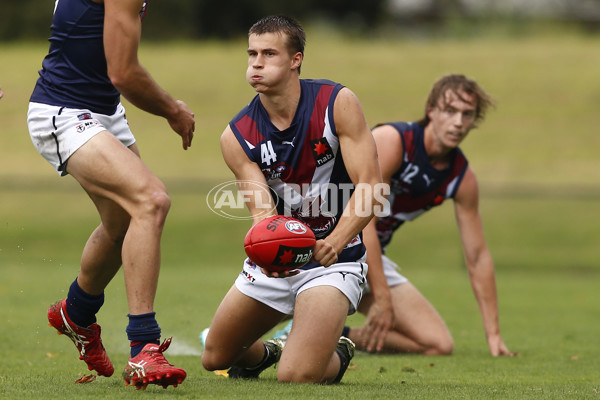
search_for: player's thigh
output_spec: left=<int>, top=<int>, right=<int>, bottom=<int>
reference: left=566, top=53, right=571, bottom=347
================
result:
left=67, top=132, right=166, bottom=213
left=205, top=285, right=284, bottom=359
left=389, top=282, right=450, bottom=340
left=84, top=143, right=142, bottom=236
left=279, top=286, right=348, bottom=368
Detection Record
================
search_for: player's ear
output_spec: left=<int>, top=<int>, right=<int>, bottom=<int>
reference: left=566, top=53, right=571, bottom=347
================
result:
left=426, top=104, right=435, bottom=120
left=291, top=52, right=303, bottom=71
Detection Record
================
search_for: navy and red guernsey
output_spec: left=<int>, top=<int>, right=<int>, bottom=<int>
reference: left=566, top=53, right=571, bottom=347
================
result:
left=230, top=79, right=366, bottom=269
left=375, top=122, right=469, bottom=251
left=30, top=0, right=149, bottom=115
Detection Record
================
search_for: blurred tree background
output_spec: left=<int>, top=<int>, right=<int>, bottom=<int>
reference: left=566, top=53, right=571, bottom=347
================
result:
left=0, top=0, right=387, bottom=40
left=1, top=0, right=599, bottom=41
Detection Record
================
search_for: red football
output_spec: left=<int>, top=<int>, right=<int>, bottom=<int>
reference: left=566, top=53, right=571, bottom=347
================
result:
left=244, top=215, right=316, bottom=272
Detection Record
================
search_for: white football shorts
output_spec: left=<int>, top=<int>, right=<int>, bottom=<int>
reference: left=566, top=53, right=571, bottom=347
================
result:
left=27, top=102, right=135, bottom=176
left=363, top=254, right=409, bottom=294
left=235, top=255, right=368, bottom=316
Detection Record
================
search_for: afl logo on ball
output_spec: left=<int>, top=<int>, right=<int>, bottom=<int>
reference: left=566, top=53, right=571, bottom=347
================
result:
left=285, top=220, right=307, bottom=235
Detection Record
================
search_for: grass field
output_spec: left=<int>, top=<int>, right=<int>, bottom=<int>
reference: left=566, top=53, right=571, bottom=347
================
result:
left=1, top=29, right=599, bottom=399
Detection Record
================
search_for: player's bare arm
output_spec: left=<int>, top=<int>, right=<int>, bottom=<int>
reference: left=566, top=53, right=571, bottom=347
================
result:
left=356, top=124, right=404, bottom=352
left=371, top=124, right=405, bottom=183
left=315, top=88, right=383, bottom=266
left=359, top=219, right=393, bottom=352
left=454, top=167, right=514, bottom=356
left=221, top=126, right=276, bottom=224
left=221, top=127, right=297, bottom=278
left=103, top=0, right=194, bottom=149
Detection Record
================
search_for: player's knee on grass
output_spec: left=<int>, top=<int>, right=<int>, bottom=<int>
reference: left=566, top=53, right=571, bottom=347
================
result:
left=277, top=368, right=321, bottom=384
left=422, top=335, right=454, bottom=355
left=201, top=349, right=230, bottom=372
left=276, top=356, right=337, bottom=384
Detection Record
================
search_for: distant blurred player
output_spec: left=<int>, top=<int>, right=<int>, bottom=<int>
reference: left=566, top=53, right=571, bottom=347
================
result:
left=275, top=74, right=514, bottom=357
left=27, top=0, right=194, bottom=389
left=201, top=15, right=384, bottom=384
left=349, top=74, right=513, bottom=356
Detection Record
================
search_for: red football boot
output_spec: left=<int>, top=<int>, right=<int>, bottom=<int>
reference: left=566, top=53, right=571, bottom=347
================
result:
left=122, top=337, right=186, bottom=390
left=47, top=299, right=114, bottom=377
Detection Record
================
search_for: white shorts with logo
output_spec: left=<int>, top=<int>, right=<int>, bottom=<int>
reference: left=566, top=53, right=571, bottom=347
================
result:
left=235, top=255, right=368, bottom=316
left=363, top=255, right=409, bottom=294
left=27, top=102, right=135, bottom=176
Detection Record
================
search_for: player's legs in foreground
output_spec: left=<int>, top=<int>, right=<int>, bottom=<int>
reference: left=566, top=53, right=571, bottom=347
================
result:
left=202, top=286, right=286, bottom=375
left=66, top=132, right=185, bottom=388
left=352, top=282, right=454, bottom=354
left=277, top=286, right=353, bottom=384
left=47, top=134, right=134, bottom=377
left=68, top=133, right=167, bottom=314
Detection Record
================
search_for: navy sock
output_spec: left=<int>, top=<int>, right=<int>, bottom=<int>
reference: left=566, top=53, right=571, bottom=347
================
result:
left=341, top=326, right=350, bottom=338
left=65, top=279, right=104, bottom=328
left=126, top=312, right=161, bottom=358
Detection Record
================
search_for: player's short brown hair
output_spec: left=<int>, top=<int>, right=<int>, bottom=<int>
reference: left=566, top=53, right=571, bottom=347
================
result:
left=417, top=74, right=494, bottom=127
left=249, top=15, right=305, bottom=74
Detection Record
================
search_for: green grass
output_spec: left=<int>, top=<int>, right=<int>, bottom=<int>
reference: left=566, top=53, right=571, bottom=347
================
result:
left=1, top=30, right=600, bottom=398
left=1, top=192, right=599, bottom=399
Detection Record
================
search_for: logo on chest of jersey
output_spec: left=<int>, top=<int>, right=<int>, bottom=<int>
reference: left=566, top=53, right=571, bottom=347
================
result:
left=310, top=138, right=334, bottom=167
left=262, top=162, right=291, bottom=181
left=431, top=193, right=445, bottom=207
